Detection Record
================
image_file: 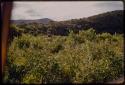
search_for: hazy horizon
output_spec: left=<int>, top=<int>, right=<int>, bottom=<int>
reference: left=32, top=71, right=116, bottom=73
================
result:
left=11, top=1, right=123, bottom=21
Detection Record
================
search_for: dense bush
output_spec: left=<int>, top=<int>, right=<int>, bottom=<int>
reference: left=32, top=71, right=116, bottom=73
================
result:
left=3, top=28, right=124, bottom=84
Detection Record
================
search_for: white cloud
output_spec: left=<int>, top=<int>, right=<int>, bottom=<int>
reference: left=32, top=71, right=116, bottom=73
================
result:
left=11, top=1, right=123, bottom=21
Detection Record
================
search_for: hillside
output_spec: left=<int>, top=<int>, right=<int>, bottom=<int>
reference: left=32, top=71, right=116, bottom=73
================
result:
left=53, top=10, right=123, bottom=34
left=10, top=10, right=123, bottom=37
left=87, top=10, right=123, bottom=33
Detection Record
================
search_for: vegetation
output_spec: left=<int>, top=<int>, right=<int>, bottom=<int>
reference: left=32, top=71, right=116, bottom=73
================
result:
left=3, top=25, right=124, bottom=84
left=11, top=10, right=123, bottom=35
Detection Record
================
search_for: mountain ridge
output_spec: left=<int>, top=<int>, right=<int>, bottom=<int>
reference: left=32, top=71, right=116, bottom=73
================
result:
left=11, top=18, right=53, bottom=24
left=10, top=10, right=123, bottom=36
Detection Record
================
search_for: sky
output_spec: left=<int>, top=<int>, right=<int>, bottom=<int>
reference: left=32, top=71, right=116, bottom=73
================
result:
left=11, top=1, right=123, bottom=21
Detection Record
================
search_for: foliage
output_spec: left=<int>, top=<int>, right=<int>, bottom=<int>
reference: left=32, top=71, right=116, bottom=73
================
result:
left=3, top=28, right=124, bottom=84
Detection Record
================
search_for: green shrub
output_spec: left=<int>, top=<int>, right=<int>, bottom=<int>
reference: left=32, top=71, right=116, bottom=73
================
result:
left=3, top=28, right=124, bottom=84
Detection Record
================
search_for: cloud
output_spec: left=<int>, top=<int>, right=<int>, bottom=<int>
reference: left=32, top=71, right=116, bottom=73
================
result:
left=25, top=9, right=42, bottom=17
left=94, top=1, right=123, bottom=7
left=94, top=1, right=123, bottom=11
left=11, top=1, right=123, bottom=21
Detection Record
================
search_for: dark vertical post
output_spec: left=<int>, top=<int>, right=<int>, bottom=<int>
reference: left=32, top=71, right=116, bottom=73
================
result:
left=2, top=2, right=13, bottom=73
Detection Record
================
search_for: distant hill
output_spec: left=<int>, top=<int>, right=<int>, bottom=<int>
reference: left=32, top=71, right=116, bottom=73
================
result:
left=57, top=10, right=123, bottom=34
left=10, top=10, right=123, bottom=37
left=11, top=18, right=53, bottom=24
left=86, top=10, right=123, bottom=33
